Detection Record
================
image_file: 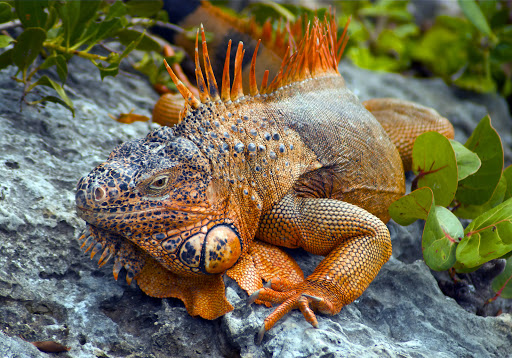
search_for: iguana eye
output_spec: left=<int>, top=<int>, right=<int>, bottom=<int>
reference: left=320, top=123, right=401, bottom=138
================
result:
left=148, top=175, right=169, bottom=190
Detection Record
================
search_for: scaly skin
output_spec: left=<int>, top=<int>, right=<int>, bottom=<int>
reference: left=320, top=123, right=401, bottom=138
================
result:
left=76, top=11, right=454, bottom=340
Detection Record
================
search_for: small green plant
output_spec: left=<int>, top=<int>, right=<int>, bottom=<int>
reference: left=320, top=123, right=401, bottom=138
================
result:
left=389, top=115, right=512, bottom=298
left=0, top=0, right=169, bottom=115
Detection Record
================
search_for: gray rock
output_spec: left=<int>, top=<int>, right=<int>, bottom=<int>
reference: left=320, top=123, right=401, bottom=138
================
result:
left=0, top=53, right=511, bottom=358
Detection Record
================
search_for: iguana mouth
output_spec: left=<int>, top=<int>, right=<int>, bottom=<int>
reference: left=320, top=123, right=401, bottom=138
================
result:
left=76, top=205, right=212, bottom=230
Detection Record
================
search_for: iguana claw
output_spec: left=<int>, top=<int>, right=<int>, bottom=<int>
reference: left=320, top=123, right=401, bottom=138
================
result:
left=247, top=289, right=261, bottom=305
left=302, top=294, right=323, bottom=302
left=257, top=323, right=266, bottom=345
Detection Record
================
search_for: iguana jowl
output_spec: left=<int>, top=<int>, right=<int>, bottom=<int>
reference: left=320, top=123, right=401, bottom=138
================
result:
left=75, top=13, right=454, bottom=339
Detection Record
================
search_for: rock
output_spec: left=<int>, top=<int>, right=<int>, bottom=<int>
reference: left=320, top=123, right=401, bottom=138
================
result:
left=0, top=53, right=511, bottom=358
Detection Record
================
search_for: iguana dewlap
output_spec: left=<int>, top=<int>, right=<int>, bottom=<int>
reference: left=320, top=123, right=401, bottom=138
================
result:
left=75, top=11, right=454, bottom=340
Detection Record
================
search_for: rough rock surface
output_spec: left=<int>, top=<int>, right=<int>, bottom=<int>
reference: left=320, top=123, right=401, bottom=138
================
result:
left=1, top=54, right=511, bottom=358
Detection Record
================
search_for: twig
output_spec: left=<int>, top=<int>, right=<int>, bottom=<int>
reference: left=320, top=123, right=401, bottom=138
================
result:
left=43, top=42, right=110, bottom=62
left=0, top=20, right=21, bottom=31
left=131, top=18, right=186, bottom=34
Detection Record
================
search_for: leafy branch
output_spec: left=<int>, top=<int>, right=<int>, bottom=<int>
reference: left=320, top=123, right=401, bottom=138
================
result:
left=0, top=0, right=170, bottom=116
left=389, top=115, right=512, bottom=299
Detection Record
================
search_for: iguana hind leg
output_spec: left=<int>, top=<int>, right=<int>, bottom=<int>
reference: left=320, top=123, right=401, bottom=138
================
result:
left=254, top=193, right=391, bottom=337
left=363, top=98, right=454, bottom=171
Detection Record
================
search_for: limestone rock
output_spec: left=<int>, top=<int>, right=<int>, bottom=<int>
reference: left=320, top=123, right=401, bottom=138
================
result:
left=0, top=55, right=511, bottom=357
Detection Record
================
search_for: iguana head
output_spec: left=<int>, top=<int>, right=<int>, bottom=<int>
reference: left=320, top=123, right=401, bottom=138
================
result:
left=76, top=126, right=242, bottom=275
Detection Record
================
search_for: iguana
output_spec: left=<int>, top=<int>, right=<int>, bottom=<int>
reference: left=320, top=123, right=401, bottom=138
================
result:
left=75, top=3, right=454, bottom=341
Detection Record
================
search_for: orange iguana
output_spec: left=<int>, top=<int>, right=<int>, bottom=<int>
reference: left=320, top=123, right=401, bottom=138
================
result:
left=75, top=2, right=454, bottom=341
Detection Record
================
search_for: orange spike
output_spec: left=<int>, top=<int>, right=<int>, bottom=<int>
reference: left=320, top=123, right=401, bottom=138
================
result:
left=164, top=60, right=200, bottom=109
left=338, top=18, right=351, bottom=63
left=285, top=21, right=297, bottom=52
left=249, top=39, right=261, bottom=96
left=200, top=24, right=220, bottom=101
left=231, top=42, right=245, bottom=101
left=195, top=30, right=209, bottom=103
left=262, top=19, right=272, bottom=43
left=275, top=21, right=284, bottom=49
left=260, top=70, right=269, bottom=93
left=221, top=40, right=232, bottom=102
left=299, top=22, right=311, bottom=80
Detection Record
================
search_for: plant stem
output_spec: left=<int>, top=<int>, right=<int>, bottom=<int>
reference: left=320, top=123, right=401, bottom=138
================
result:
left=0, top=20, right=22, bottom=31
left=43, top=41, right=110, bottom=62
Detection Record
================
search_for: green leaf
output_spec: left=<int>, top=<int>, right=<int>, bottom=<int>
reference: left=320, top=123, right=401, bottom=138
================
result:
left=56, top=0, right=81, bottom=48
left=33, top=95, right=74, bottom=116
left=69, top=0, right=103, bottom=46
left=43, top=2, right=58, bottom=30
left=456, top=115, right=503, bottom=205
left=491, top=256, right=512, bottom=299
left=92, top=18, right=125, bottom=44
left=76, top=0, right=102, bottom=28
left=455, top=173, right=507, bottom=219
left=0, top=34, right=13, bottom=48
left=14, top=0, right=48, bottom=28
left=125, top=0, right=163, bottom=17
left=115, top=29, right=161, bottom=53
left=0, top=2, right=14, bottom=24
left=504, top=165, right=512, bottom=201
left=456, top=197, right=512, bottom=269
left=458, top=0, right=493, bottom=37
left=453, top=71, right=497, bottom=93
left=0, top=48, right=13, bottom=70
left=95, top=62, right=119, bottom=80
left=39, top=54, right=68, bottom=83
left=247, top=1, right=296, bottom=23
left=491, top=42, right=512, bottom=63
left=118, top=30, right=144, bottom=61
left=104, top=0, right=127, bottom=21
left=422, top=206, right=462, bottom=271
left=450, top=139, right=481, bottom=180
left=389, top=187, right=433, bottom=226
left=347, top=46, right=403, bottom=72
left=411, top=19, right=471, bottom=77
left=412, top=132, right=458, bottom=207
left=26, top=75, right=74, bottom=116
left=12, top=27, right=46, bottom=74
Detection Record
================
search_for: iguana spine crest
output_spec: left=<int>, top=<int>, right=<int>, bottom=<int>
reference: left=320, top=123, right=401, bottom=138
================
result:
left=164, top=14, right=350, bottom=122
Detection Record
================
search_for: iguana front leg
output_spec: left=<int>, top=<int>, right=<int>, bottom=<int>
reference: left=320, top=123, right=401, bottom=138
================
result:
left=252, top=192, right=392, bottom=340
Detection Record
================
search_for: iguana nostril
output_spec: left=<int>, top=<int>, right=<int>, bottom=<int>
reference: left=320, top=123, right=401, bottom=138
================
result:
left=94, top=187, right=106, bottom=201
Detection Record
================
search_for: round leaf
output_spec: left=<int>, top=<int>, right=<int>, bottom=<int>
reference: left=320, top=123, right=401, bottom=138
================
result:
left=413, top=131, right=458, bottom=207
left=12, top=27, right=46, bottom=73
left=503, top=165, right=512, bottom=201
left=450, top=139, right=481, bottom=181
left=0, top=2, right=13, bottom=24
left=454, top=174, right=507, bottom=219
left=389, top=187, right=433, bottom=225
left=456, top=197, right=512, bottom=268
left=491, top=256, right=512, bottom=299
left=456, top=115, right=503, bottom=205
left=422, top=205, right=462, bottom=271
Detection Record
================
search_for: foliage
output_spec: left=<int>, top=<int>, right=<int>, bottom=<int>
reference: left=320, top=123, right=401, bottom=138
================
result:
left=336, top=0, right=512, bottom=97
left=0, top=0, right=168, bottom=115
left=389, top=115, right=512, bottom=297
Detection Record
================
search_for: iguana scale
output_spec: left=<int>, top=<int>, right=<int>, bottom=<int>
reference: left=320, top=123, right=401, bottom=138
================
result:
left=76, top=5, right=454, bottom=341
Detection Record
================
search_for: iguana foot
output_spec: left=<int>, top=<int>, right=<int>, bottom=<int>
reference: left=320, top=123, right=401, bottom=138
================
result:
left=249, top=280, right=338, bottom=343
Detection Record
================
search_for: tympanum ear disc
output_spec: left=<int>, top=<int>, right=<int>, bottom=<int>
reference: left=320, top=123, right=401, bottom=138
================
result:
left=203, top=225, right=241, bottom=274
